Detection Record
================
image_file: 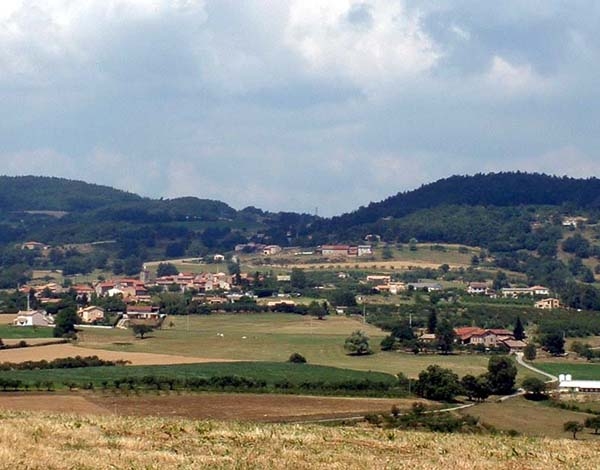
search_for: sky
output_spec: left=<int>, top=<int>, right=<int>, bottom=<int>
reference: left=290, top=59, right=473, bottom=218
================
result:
left=1, top=1, right=599, bottom=216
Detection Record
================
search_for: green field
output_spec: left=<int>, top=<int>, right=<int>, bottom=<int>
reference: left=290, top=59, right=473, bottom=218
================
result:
left=74, top=313, right=540, bottom=380
left=0, top=325, right=54, bottom=339
left=534, top=362, right=600, bottom=380
left=0, top=361, right=395, bottom=389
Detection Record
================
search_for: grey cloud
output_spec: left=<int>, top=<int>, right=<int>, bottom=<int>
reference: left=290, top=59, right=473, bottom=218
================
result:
left=1, top=1, right=599, bottom=216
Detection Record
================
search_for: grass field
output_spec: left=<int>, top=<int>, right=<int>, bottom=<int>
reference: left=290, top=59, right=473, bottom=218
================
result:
left=0, top=325, right=54, bottom=339
left=0, top=362, right=396, bottom=390
left=533, top=361, right=600, bottom=380
left=74, top=314, right=500, bottom=378
left=0, top=411, right=598, bottom=469
left=460, top=396, right=600, bottom=440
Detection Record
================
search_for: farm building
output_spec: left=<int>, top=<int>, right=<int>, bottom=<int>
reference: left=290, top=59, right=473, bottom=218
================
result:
left=558, top=374, right=600, bottom=393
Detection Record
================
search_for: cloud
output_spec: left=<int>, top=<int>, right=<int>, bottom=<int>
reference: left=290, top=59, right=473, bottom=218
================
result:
left=485, top=56, right=551, bottom=95
left=0, top=1, right=599, bottom=216
left=285, top=1, right=441, bottom=93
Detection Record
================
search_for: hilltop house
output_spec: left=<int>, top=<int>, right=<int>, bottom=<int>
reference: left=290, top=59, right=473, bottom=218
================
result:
left=501, top=285, right=550, bottom=298
left=535, top=298, right=561, bottom=309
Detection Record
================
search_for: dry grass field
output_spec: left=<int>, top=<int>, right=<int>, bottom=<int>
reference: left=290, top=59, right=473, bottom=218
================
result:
left=459, top=396, right=600, bottom=440
left=0, top=410, right=598, bottom=469
left=0, top=343, right=235, bottom=365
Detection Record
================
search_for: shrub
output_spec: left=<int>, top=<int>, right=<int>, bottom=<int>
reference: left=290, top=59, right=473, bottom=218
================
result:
left=288, top=352, right=307, bottom=363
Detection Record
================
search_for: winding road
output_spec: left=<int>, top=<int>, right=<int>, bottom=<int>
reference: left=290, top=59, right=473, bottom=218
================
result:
left=515, top=352, right=558, bottom=383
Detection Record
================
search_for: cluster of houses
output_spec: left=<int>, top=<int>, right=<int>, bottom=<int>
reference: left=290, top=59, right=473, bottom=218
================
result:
left=416, top=326, right=527, bottom=353
left=319, top=245, right=373, bottom=257
left=454, top=327, right=527, bottom=352
left=467, top=282, right=561, bottom=309
left=367, top=275, right=443, bottom=295
left=234, top=243, right=375, bottom=258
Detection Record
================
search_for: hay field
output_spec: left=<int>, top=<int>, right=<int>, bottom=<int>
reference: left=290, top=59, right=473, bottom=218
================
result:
left=459, top=396, right=600, bottom=440
left=0, top=343, right=234, bottom=365
left=0, top=410, right=598, bottom=469
left=76, top=314, right=494, bottom=377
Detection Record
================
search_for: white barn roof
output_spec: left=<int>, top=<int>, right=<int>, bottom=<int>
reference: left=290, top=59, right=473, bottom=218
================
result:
left=559, top=380, right=600, bottom=391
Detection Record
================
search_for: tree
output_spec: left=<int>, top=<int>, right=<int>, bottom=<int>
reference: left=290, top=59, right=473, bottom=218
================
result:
left=427, top=307, right=437, bottom=334
left=414, top=365, right=462, bottom=402
left=522, top=377, right=546, bottom=399
left=308, top=300, right=328, bottom=320
left=563, top=421, right=583, bottom=440
left=53, top=307, right=79, bottom=338
left=435, top=318, right=456, bottom=355
left=156, top=262, right=179, bottom=277
left=461, top=374, right=491, bottom=402
left=380, top=335, right=396, bottom=351
left=486, top=356, right=517, bottom=395
left=290, top=268, right=307, bottom=290
left=513, top=316, right=525, bottom=341
left=329, top=289, right=357, bottom=307
left=460, top=374, right=478, bottom=401
left=541, top=331, right=565, bottom=355
left=584, top=416, right=600, bottom=434
left=492, top=271, right=509, bottom=291
left=132, top=324, right=153, bottom=339
left=344, top=330, right=372, bottom=356
left=523, top=343, right=537, bottom=361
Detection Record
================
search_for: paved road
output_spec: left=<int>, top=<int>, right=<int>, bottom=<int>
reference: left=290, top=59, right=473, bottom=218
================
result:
left=515, top=352, right=558, bottom=383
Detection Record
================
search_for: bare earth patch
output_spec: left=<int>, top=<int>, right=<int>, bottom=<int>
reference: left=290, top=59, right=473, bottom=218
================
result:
left=0, top=343, right=233, bottom=365
left=88, top=393, right=416, bottom=422
left=0, top=391, right=414, bottom=422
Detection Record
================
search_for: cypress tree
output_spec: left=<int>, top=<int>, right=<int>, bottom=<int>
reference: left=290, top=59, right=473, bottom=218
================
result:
left=513, top=316, right=525, bottom=340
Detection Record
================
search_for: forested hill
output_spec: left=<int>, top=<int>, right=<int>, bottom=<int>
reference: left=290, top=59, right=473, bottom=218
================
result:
left=0, top=176, right=142, bottom=211
left=317, top=173, right=600, bottom=232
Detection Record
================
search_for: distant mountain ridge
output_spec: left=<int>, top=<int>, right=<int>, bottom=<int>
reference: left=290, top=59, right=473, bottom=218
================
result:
left=0, top=175, right=142, bottom=212
left=316, top=173, right=600, bottom=233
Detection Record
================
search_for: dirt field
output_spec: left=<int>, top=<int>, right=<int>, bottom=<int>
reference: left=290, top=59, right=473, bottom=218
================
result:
left=0, top=392, right=415, bottom=422
left=0, top=343, right=234, bottom=365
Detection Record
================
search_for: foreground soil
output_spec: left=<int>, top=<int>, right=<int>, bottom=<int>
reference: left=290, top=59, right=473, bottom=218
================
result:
left=0, top=410, right=597, bottom=469
left=0, top=343, right=234, bottom=365
left=0, top=391, right=412, bottom=422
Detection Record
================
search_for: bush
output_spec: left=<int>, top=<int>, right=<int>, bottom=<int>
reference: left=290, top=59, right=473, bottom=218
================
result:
left=344, top=330, right=373, bottom=356
left=288, top=352, right=307, bottom=363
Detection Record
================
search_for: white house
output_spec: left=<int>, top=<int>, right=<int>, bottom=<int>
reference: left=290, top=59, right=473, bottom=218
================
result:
left=12, top=310, right=53, bottom=327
